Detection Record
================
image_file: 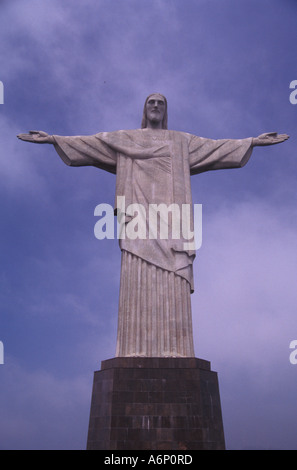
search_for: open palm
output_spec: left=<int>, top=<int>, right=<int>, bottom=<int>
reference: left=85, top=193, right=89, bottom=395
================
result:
left=253, top=132, right=289, bottom=146
left=17, top=130, right=54, bottom=144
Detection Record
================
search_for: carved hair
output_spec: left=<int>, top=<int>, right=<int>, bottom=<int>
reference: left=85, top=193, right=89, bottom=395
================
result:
left=141, top=93, right=168, bottom=129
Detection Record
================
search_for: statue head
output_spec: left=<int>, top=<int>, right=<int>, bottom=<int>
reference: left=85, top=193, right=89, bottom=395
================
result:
left=141, top=93, right=168, bottom=129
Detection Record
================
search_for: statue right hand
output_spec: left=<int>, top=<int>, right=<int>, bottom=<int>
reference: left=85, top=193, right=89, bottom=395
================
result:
left=17, top=130, right=55, bottom=144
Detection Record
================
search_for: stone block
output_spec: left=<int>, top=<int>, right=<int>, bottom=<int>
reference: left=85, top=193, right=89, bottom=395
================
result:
left=86, top=357, right=225, bottom=450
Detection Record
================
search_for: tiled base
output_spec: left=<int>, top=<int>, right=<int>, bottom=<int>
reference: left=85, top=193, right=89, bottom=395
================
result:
left=86, top=357, right=225, bottom=450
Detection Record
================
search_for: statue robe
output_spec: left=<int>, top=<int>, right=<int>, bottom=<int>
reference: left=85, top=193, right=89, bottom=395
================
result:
left=53, top=129, right=253, bottom=357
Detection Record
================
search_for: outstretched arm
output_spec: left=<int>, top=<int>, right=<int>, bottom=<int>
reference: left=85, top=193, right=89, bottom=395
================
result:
left=17, top=130, right=55, bottom=144
left=252, top=132, right=289, bottom=147
left=17, top=130, right=117, bottom=174
left=189, top=131, right=289, bottom=175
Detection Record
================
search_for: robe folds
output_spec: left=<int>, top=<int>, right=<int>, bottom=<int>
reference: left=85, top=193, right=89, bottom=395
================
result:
left=53, top=129, right=253, bottom=357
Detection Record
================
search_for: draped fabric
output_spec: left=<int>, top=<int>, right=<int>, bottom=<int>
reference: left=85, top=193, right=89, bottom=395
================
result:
left=53, top=128, right=253, bottom=357
left=54, top=129, right=253, bottom=293
left=116, top=250, right=194, bottom=357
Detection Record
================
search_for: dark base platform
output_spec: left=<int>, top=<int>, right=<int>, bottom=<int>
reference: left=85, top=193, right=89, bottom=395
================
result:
left=86, top=357, right=225, bottom=450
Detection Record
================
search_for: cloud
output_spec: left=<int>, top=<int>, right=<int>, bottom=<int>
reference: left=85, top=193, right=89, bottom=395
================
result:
left=192, top=198, right=297, bottom=367
left=0, top=357, right=91, bottom=449
left=191, top=198, right=297, bottom=449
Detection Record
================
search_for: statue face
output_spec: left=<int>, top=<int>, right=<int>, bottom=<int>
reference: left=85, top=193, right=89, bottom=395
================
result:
left=145, top=94, right=166, bottom=128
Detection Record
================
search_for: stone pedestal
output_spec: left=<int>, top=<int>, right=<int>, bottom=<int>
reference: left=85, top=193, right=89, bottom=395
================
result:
left=86, top=357, right=225, bottom=450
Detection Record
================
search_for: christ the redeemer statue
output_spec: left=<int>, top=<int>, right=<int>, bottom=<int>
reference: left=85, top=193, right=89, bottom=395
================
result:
left=17, top=93, right=289, bottom=358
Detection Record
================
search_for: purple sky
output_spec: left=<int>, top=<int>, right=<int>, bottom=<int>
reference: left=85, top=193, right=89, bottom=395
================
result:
left=0, top=0, right=297, bottom=450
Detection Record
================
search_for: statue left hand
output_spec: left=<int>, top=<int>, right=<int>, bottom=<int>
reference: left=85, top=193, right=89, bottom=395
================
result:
left=252, top=132, right=289, bottom=146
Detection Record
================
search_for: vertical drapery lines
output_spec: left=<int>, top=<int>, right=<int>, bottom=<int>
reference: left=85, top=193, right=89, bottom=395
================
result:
left=116, top=250, right=195, bottom=357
